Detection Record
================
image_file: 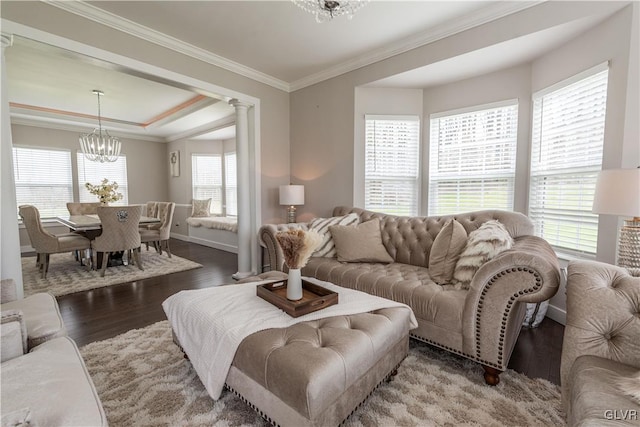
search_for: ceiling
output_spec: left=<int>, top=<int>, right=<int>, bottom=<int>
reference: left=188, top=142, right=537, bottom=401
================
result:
left=4, top=1, right=623, bottom=143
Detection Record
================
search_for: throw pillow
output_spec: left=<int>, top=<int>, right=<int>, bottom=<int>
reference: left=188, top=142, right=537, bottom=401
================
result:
left=429, top=219, right=468, bottom=285
left=329, top=218, right=394, bottom=263
left=308, top=213, right=360, bottom=257
left=452, top=219, right=514, bottom=290
left=618, top=371, right=640, bottom=405
left=191, top=199, right=211, bottom=218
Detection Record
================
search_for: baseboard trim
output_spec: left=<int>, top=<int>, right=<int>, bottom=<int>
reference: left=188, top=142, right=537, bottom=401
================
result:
left=546, top=304, right=566, bottom=326
left=170, top=233, right=238, bottom=254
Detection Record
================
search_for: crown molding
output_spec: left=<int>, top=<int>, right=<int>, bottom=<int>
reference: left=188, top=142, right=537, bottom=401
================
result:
left=43, top=0, right=290, bottom=93
left=289, top=1, right=543, bottom=91
left=43, top=0, right=542, bottom=93
left=10, top=116, right=167, bottom=143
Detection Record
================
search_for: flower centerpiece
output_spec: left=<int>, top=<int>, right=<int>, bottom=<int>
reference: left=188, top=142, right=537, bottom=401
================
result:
left=85, top=178, right=123, bottom=205
left=275, top=229, right=322, bottom=300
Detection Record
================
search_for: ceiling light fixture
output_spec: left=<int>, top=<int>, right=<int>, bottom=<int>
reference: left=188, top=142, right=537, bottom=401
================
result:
left=79, top=90, right=121, bottom=163
left=292, top=0, right=369, bottom=23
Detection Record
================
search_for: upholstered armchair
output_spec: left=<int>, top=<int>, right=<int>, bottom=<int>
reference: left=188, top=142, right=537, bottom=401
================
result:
left=140, top=202, right=175, bottom=257
left=0, top=278, right=67, bottom=362
left=66, top=202, right=101, bottom=215
left=93, top=205, right=144, bottom=277
left=19, top=205, right=92, bottom=278
left=561, top=260, right=640, bottom=426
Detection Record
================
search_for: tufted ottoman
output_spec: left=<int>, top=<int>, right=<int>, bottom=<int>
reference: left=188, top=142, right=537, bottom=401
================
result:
left=224, top=306, right=411, bottom=426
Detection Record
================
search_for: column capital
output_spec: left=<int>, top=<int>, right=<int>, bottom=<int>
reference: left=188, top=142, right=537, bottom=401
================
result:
left=229, top=98, right=252, bottom=110
left=1, top=33, right=13, bottom=49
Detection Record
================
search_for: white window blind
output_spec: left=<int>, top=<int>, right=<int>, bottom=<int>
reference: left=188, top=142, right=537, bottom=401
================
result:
left=429, top=101, right=518, bottom=216
left=77, top=153, right=129, bottom=205
left=364, top=115, right=420, bottom=216
left=528, top=64, right=608, bottom=255
left=192, top=154, right=222, bottom=215
left=13, top=146, right=73, bottom=219
left=224, top=152, right=237, bottom=216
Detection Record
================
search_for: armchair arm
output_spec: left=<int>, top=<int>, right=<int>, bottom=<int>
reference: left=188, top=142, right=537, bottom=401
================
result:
left=560, top=260, right=640, bottom=409
left=259, top=222, right=309, bottom=272
left=461, top=235, right=561, bottom=370
left=1, top=278, right=18, bottom=304
left=1, top=309, right=28, bottom=362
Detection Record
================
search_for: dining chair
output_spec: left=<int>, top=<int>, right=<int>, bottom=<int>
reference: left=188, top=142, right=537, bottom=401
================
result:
left=19, top=205, right=92, bottom=279
left=66, top=202, right=102, bottom=215
left=92, top=205, right=144, bottom=277
left=140, top=202, right=175, bottom=258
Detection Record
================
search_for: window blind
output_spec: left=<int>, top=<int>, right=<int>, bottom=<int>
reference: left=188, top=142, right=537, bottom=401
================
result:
left=77, top=153, right=129, bottom=205
left=429, top=101, right=518, bottom=216
left=528, top=64, right=608, bottom=255
left=224, top=152, right=237, bottom=216
left=13, top=146, right=73, bottom=219
left=364, top=115, right=420, bottom=216
left=192, top=154, right=222, bottom=215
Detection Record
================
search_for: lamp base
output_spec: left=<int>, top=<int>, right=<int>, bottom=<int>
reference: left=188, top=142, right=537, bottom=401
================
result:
left=286, top=205, right=297, bottom=224
left=617, top=218, right=640, bottom=269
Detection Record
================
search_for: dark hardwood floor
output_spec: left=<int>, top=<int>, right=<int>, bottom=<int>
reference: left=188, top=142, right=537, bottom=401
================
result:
left=53, top=239, right=564, bottom=385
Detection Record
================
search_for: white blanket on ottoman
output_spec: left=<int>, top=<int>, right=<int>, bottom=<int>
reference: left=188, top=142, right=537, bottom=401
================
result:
left=162, top=277, right=417, bottom=400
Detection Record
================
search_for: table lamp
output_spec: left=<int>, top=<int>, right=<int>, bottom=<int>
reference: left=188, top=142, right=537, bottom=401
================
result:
left=592, top=167, right=640, bottom=269
left=279, top=184, right=305, bottom=223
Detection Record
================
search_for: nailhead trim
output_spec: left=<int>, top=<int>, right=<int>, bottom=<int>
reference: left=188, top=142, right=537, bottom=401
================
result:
left=225, top=355, right=408, bottom=426
left=474, top=266, right=543, bottom=367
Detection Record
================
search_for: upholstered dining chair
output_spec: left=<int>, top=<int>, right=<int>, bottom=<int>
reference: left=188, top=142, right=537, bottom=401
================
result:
left=92, top=205, right=144, bottom=277
left=66, top=202, right=101, bottom=215
left=19, top=205, right=92, bottom=279
left=140, top=202, right=175, bottom=258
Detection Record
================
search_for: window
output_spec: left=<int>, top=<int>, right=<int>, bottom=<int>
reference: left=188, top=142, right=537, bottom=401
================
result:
left=192, top=154, right=223, bottom=215
left=77, top=154, right=129, bottom=205
left=364, top=115, right=420, bottom=216
left=429, top=100, right=518, bottom=216
left=13, top=146, right=73, bottom=218
left=528, top=64, right=608, bottom=255
left=224, top=152, right=237, bottom=216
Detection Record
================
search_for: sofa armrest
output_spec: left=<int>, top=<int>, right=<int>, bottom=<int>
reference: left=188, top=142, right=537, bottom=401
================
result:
left=461, top=235, right=561, bottom=370
left=1, top=278, right=18, bottom=304
left=1, top=309, right=28, bottom=362
left=560, top=260, right=640, bottom=409
left=259, top=223, right=309, bottom=272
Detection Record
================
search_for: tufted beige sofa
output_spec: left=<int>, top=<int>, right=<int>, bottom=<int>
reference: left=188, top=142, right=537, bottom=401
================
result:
left=1, top=279, right=107, bottom=426
left=260, top=206, right=561, bottom=385
left=561, top=260, right=640, bottom=426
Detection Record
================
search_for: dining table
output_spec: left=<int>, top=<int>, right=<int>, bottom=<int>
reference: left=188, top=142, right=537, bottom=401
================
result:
left=56, top=213, right=161, bottom=269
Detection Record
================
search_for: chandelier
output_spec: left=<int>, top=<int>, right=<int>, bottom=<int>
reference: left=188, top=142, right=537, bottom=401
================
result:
left=79, top=90, right=121, bottom=163
left=292, top=0, right=369, bottom=23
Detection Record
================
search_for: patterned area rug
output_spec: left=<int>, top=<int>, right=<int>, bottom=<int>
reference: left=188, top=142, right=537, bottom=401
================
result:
left=80, top=321, right=564, bottom=426
left=22, top=252, right=202, bottom=297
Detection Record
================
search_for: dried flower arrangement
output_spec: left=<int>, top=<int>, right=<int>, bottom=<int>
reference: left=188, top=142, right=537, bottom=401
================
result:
left=275, top=229, right=322, bottom=270
left=85, top=178, right=123, bottom=204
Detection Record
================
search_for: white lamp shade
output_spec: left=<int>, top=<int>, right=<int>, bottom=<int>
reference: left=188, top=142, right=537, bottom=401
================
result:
left=592, top=168, right=640, bottom=217
left=279, top=185, right=305, bottom=206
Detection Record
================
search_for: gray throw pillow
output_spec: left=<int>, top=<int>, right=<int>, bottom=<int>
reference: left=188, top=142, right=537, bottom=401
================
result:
left=429, top=219, right=467, bottom=285
left=308, top=213, right=360, bottom=257
left=329, top=218, right=393, bottom=263
left=191, top=199, right=211, bottom=218
left=452, top=219, right=514, bottom=290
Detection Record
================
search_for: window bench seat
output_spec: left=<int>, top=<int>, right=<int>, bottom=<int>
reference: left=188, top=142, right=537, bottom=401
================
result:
left=185, top=216, right=238, bottom=254
left=186, top=216, right=238, bottom=233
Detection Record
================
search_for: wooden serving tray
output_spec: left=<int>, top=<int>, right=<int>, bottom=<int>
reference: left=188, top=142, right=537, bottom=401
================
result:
left=257, top=279, right=338, bottom=318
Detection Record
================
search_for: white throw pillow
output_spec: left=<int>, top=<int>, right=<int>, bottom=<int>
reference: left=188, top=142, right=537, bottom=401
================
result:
left=191, top=199, right=211, bottom=218
left=452, top=220, right=514, bottom=290
left=308, top=213, right=360, bottom=257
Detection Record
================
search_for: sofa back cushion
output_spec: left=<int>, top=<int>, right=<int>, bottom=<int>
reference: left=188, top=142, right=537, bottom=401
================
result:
left=329, top=219, right=394, bottom=263
left=332, top=206, right=534, bottom=268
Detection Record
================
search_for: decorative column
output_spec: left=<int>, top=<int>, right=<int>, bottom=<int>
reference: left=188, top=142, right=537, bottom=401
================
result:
left=229, top=99, right=253, bottom=279
left=1, top=33, right=24, bottom=297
